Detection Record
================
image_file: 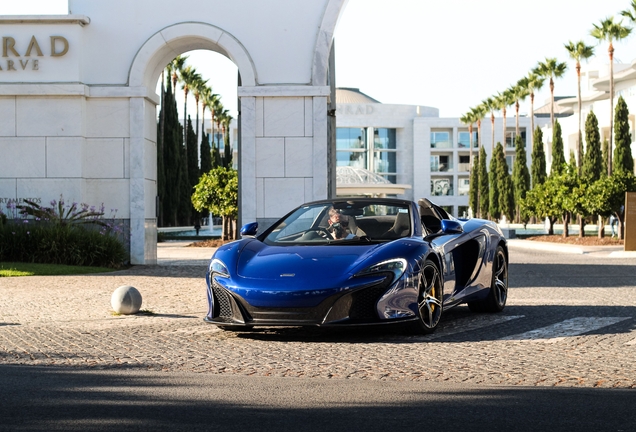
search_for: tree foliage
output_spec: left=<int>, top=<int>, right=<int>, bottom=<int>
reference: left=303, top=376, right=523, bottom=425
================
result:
left=602, top=138, right=610, bottom=177
left=531, top=126, right=546, bottom=188
left=512, top=135, right=530, bottom=220
left=614, top=95, right=634, bottom=174
left=478, top=146, right=489, bottom=219
left=159, top=79, right=185, bottom=226
left=192, top=167, right=238, bottom=240
left=551, top=119, right=566, bottom=176
left=582, top=110, right=602, bottom=182
left=489, top=143, right=503, bottom=220
left=520, top=176, right=562, bottom=234
left=469, top=153, right=479, bottom=218
left=585, top=171, right=635, bottom=239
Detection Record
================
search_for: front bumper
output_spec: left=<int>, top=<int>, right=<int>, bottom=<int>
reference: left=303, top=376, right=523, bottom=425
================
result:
left=205, top=273, right=415, bottom=327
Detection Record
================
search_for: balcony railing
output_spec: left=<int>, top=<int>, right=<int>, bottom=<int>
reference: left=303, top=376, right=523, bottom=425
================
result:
left=431, top=162, right=454, bottom=172
left=431, top=141, right=453, bottom=149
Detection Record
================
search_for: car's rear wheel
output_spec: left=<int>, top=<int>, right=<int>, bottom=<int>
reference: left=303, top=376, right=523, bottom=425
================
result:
left=412, top=259, right=443, bottom=334
left=467, top=245, right=508, bottom=313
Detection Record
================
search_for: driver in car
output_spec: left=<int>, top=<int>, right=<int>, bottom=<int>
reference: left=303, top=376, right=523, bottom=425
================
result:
left=327, top=208, right=365, bottom=240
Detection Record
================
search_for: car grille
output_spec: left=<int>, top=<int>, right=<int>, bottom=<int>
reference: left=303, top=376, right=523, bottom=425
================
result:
left=211, top=280, right=233, bottom=318
left=349, top=274, right=393, bottom=321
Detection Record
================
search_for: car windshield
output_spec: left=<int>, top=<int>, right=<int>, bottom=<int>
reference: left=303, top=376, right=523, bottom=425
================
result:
left=263, top=201, right=412, bottom=245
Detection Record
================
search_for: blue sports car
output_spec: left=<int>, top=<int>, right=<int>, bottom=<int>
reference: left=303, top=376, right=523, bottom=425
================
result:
left=205, top=197, right=508, bottom=334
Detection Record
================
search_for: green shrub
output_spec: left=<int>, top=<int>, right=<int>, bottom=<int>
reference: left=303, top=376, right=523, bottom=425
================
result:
left=0, top=196, right=128, bottom=268
left=0, top=222, right=128, bottom=268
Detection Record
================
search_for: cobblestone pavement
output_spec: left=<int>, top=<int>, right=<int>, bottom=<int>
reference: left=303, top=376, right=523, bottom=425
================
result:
left=1, top=243, right=635, bottom=388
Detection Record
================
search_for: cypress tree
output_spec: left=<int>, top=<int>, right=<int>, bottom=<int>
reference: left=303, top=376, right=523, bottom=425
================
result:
left=186, top=117, right=199, bottom=188
left=200, top=131, right=212, bottom=175
left=613, top=95, right=634, bottom=174
left=469, top=153, right=479, bottom=218
left=551, top=119, right=566, bottom=176
left=512, top=134, right=530, bottom=221
left=478, top=146, right=489, bottom=219
left=582, top=111, right=602, bottom=182
left=177, top=140, right=192, bottom=225
left=489, top=143, right=502, bottom=221
left=602, top=138, right=610, bottom=177
left=161, top=79, right=183, bottom=226
left=223, top=130, right=233, bottom=168
left=496, top=144, right=514, bottom=221
left=531, top=126, right=546, bottom=188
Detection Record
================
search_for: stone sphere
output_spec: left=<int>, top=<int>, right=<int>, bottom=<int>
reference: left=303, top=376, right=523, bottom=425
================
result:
left=111, top=285, right=142, bottom=314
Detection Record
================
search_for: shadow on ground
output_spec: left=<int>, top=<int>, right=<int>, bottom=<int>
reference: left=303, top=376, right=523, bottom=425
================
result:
left=1, top=365, right=634, bottom=432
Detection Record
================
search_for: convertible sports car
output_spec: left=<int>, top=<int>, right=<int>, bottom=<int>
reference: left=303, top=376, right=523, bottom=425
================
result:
left=205, top=197, right=508, bottom=334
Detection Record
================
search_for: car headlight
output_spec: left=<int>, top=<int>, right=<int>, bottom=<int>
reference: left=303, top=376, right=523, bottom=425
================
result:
left=209, top=258, right=230, bottom=278
left=355, top=258, right=407, bottom=282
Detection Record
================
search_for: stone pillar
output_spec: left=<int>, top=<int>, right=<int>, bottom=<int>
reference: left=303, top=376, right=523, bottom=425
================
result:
left=129, top=96, right=157, bottom=265
left=237, top=86, right=330, bottom=231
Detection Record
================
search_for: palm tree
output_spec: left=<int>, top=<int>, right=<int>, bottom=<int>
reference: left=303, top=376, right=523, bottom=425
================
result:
left=471, top=104, right=487, bottom=152
left=518, top=72, right=545, bottom=141
left=565, top=40, right=595, bottom=170
left=220, top=111, right=234, bottom=167
left=496, top=89, right=516, bottom=148
left=591, top=16, right=632, bottom=175
left=482, top=97, right=498, bottom=153
left=510, top=84, right=529, bottom=138
left=216, top=108, right=229, bottom=152
left=210, top=97, right=224, bottom=152
left=170, top=55, right=188, bottom=96
left=179, top=66, right=200, bottom=180
left=533, top=57, right=567, bottom=130
left=460, top=111, right=476, bottom=165
left=192, top=76, right=209, bottom=158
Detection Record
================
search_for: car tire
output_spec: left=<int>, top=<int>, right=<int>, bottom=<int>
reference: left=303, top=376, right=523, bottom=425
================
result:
left=467, top=245, right=508, bottom=313
left=411, top=259, right=443, bottom=334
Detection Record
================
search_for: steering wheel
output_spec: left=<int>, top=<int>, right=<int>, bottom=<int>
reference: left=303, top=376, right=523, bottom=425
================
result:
left=305, top=227, right=332, bottom=239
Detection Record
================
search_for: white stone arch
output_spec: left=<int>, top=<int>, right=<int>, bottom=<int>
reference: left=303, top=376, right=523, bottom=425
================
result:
left=126, top=22, right=256, bottom=265
left=311, top=0, right=347, bottom=86
left=128, top=22, right=256, bottom=89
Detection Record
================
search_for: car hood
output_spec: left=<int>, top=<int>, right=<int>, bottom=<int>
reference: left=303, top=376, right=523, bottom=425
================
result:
left=236, top=241, right=378, bottom=285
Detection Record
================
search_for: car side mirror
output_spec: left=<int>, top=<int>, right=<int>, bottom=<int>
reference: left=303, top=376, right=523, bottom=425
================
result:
left=441, top=219, right=463, bottom=234
left=240, top=222, right=258, bottom=238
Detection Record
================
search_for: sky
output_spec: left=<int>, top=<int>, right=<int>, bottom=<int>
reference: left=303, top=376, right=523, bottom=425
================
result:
left=5, top=0, right=636, bottom=118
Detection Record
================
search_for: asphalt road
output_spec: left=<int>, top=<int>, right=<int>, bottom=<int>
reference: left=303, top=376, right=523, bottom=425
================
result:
left=1, top=246, right=635, bottom=431
left=1, top=365, right=636, bottom=432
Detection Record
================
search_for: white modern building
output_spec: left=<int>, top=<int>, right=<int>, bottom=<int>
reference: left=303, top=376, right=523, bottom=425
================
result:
left=549, top=57, right=636, bottom=170
left=335, top=88, right=549, bottom=217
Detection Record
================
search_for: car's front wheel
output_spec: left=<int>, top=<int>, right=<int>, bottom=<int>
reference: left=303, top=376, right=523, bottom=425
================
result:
left=411, top=259, right=443, bottom=334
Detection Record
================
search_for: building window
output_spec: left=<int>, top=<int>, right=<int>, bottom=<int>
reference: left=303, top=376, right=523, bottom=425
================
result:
left=458, top=206, right=469, bottom=218
left=431, top=178, right=453, bottom=196
left=337, top=127, right=368, bottom=169
left=505, top=129, right=526, bottom=148
left=505, top=155, right=514, bottom=173
left=373, top=128, right=397, bottom=182
left=440, top=205, right=454, bottom=215
left=431, top=131, right=451, bottom=148
left=430, top=154, right=453, bottom=172
left=458, top=131, right=478, bottom=148
left=458, top=177, right=470, bottom=196
left=458, top=155, right=470, bottom=172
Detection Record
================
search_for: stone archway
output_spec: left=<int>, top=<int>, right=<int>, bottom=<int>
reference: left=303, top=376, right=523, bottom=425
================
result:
left=0, top=0, right=348, bottom=266
left=126, top=23, right=256, bottom=264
